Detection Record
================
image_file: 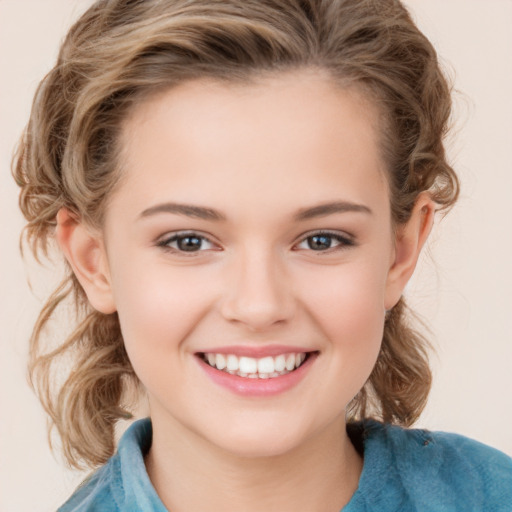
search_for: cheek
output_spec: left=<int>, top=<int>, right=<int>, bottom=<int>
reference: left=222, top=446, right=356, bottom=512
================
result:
left=110, top=261, right=214, bottom=365
left=299, top=258, right=387, bottom=364
left=304, top=258, right=387, bottom=325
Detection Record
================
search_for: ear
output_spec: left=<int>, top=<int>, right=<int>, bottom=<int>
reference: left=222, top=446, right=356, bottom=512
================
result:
left=384, top=193, right=436, bottom=310
left=55, top=208, right=117, bottom=314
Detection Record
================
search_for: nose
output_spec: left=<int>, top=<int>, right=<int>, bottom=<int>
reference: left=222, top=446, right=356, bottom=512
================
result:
left=220, top=248, right=296, bottom=332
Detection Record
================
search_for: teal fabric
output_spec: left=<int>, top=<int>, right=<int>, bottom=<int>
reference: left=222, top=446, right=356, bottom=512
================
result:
left=59, top=418, right=512, bottom=511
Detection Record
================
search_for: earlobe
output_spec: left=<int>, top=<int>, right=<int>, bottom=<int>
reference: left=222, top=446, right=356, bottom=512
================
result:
left=56, top=208, right=117, bottom=314
left=384, top=193, right=436, bottom=310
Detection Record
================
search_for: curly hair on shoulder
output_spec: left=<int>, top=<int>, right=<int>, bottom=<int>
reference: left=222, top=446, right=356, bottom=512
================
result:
left=13, top=0, right=458, bottom=469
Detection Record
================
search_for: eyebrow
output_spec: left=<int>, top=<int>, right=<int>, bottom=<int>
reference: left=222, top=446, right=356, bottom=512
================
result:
left=139, top=203, right=227, bottom=221
left=138, top=200, right=372, bottom=222
left=294, top=201, right=373, bottom=220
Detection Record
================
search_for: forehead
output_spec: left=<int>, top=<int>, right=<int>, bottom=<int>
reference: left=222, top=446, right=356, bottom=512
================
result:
left=113, top=70, right=389, bottom=221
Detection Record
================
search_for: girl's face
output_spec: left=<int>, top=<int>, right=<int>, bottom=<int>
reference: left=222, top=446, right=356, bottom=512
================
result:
left=85, top=71, right=424, bottom=457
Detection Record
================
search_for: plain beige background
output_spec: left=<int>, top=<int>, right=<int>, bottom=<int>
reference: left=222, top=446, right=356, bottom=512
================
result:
left=1, top=1, right=511, bottom=511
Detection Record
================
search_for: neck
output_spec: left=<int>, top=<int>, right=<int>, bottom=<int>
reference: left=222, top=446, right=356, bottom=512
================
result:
left=145, top=412, right=363, bottom=512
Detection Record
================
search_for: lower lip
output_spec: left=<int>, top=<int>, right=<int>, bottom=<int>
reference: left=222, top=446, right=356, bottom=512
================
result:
left=196, top=353, right=317, bottom=397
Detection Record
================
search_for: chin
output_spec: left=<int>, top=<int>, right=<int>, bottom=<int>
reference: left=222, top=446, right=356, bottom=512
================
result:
left=199, top=416, right=322, bottom=460
left=216, top=434, right=304, bottom=459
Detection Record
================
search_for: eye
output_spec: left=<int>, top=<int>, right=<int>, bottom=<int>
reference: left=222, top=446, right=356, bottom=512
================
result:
left=295, top=231, right=354, bottom=252
left=157, top=232, right=216, bottom=253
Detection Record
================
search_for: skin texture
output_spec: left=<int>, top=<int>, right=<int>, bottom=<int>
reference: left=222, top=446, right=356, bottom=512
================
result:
left=56, top=70, right=434, bottom=512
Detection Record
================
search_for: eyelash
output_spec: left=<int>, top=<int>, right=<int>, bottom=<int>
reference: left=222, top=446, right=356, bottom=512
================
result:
left=294, top=231, right=355, bottom=253
left=156, top=232, right=217, bottom=255
left=156, top=230, right=355, bottom=256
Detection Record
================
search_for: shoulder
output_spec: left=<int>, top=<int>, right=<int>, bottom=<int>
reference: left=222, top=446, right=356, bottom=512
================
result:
left=57, top=458, right=121, bottom=511
left=353, top=421, right=512, bottom=512
left=382, top=422, right=512, bottom=481
left=58, top=418, right=166, bottom=512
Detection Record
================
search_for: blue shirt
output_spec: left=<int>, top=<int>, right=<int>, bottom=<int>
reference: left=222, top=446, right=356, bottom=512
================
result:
left=59, top=418, right=512, bottom=511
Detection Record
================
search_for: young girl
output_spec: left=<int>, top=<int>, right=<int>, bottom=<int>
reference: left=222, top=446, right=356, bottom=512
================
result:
left=13, top=0, right=511, bottom=510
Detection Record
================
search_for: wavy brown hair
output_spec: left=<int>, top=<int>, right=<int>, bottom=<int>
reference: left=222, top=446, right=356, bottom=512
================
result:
left=13, top=0, right=458, bottom=469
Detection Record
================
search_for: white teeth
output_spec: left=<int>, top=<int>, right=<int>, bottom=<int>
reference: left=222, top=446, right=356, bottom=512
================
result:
left=226, top=354, right=239, bottom=371
left=239, top=357, right=257, bottom=374
left=257, top=356, right=275, bottom=374
left=215, top=354, right=226, bottom=370
left=203, top=351, right=310, bottom=379
left=274, top=354, right=286, bottom=372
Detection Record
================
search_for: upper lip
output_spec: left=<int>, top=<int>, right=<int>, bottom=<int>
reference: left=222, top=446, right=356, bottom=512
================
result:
left=195, top=345, right=315, bottom=358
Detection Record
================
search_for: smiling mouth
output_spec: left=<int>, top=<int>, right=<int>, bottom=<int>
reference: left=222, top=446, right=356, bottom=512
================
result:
left=199, top=352, right=314, bottom=379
